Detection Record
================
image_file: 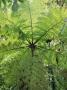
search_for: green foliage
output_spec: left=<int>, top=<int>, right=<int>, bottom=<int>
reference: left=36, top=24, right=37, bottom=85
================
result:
left=0, top=0, right=67, bottom=90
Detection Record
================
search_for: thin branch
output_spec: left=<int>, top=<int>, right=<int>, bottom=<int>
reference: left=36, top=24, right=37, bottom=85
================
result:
left=37, top=46, right=55, bottom=52
left=0, top=46, right=27, bottom=52
left=59, top=22, right=66, bottom=35
left=34, top=20, right=63, bottom=44
left=27, top=1, right=33, bottom=43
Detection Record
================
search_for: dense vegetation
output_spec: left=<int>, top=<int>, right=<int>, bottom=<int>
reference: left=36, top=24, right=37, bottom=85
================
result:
left=0, top=0, right=67, bottom=90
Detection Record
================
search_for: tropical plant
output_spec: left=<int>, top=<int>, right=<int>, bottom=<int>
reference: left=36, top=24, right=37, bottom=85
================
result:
left=0, top=0, right=67, bottom=90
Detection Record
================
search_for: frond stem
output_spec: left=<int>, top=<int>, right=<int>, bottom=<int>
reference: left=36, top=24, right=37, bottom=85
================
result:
left=34, top=20, right=63, bottom=44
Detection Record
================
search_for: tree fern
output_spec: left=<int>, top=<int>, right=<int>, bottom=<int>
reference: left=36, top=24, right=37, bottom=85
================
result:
left=0, top=0, right=67, bottom=90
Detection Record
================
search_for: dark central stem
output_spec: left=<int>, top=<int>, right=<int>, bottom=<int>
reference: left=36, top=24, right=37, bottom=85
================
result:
left=28, top=42, right=36, bottom=57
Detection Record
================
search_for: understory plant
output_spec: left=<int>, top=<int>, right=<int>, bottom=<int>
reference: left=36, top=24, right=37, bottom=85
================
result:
left=0, top=0, right=67, bottom=90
